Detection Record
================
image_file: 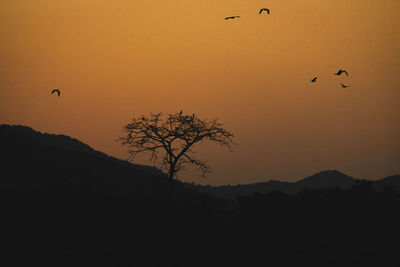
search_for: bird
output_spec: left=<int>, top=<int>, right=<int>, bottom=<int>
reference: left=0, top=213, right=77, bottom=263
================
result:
left=311, top=77, right=318, bottom=82
left=51, top=89, right=60, bottom=96
left=334, top=69, right=343, bottom=75
left=179, top=110, right=182, bottom=115
left=224, top=16, right=240, bottom=20
left=334, top=69, right=349, bottom=76
left=340, top=83, right=350, bottom=88
left=259, top=8, right=270, bottom=14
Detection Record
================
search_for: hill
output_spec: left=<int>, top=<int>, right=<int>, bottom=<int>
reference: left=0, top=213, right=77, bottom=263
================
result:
left=2, top=124, right=398, bottom=201
left=191, top=170, right=399, bottom=200
left=1, top=124, right=399, bottom=265
left=374, top=174, right=400, bottom=191
left=0, top=124, right=232, bottom=265
left=0, top=124, right=178, bottom=198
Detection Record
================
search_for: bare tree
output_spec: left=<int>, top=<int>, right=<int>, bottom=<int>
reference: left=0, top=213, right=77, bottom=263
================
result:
left=119, top=112, right=235, bottom=185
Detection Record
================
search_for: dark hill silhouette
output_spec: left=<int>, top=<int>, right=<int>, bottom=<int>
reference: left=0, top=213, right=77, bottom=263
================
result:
left=374, top=174, right=400, bottom=191
left=1, top=124, right=399, bottom=265
left=190, top=170, right=399, bottom=200
left=0, top=124, right=163, bottom=176
left=0, top=124, right=194, bottom=198
left=1, top=124, right=97, bottom=154
left=0, top=124, right=231, bottom=211
left=2, top=124, right=398, bottom=200
left=295, top=170, right=355, bottom=189
left=0, top=124, right=233, bottom=265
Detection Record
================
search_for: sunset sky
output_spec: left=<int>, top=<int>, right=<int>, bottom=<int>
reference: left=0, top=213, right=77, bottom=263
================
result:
left=1, top=0, right=399, bottom=185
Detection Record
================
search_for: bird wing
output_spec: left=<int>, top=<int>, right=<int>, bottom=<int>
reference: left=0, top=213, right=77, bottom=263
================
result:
left=267, top=9, right=270, bottom=14
left=343, top=70, right=348, bottom=76
left=259, top=9, right=263, bottom=14
left=51, top=89, right=60, bottom=96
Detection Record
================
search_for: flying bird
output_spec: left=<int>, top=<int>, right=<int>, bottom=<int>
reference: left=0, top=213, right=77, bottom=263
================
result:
left=224, top=16, right=240, bottom=20
left=334, top=69, right=343, bottom=75
left=51, top=89, right=60, bottom=96
left=334, top=69, right=349, bottom=76
left=311, top=77, right=317, bottom=82
left=340, top=83, right=350, bottom=88
left=259, top=8, right=270, bottom=14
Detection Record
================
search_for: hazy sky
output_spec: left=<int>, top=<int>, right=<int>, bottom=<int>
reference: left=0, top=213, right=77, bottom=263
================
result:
left=1, top=0, right=399, bottom=185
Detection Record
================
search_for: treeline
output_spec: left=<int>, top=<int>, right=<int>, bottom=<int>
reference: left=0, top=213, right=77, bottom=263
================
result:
left=1, top=179, right=399, bottom=266
left=232, top=180, right=400, bottom=264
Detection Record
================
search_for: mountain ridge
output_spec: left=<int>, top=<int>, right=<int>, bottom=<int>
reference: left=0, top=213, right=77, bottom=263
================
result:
left=0, top=124, right=171, bottom=198
left=0, top=124, right=165, bottom=177
left=1, top=124, right=399, bottom=200
left=189, top=170, right=400, bottom=199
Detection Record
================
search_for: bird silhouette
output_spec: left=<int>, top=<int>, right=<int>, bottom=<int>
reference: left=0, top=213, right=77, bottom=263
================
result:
left=311, top=77, right=317, bottom=82
left=224, top=16, right=240, bottom=20
left=259, top=8, right=270, bottom=14
left=51, top=89, right=60, bottom=96
left=179, top=110, right=182, bottom=115
left=334, top=69, right=349, bottom=76
left=334, top=69, right=343, bottom=75
left=340, top=83, right=350, bottom=88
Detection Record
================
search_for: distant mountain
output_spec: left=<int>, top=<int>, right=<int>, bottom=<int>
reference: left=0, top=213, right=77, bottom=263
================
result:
left=295, top=170, right=355, bottom=190
left=374, top=174, right=400, bottom=191
left=190, top=170, right=400, bottom=200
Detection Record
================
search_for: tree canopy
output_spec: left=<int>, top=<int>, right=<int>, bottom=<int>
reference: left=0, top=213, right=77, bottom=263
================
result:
left=119, top=112, right=235, bottom=182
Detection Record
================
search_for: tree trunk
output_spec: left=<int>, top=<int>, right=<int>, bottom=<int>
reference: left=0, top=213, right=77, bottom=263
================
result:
left=167, top=165, right=175, bottom=203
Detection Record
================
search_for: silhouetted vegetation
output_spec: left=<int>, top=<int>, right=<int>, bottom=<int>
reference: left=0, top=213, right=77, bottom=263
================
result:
left=119, top=112, right=235, bottom=182
left=1, top=125, right=399, bottom=266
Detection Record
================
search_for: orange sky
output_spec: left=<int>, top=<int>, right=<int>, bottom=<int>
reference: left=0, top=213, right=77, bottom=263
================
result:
left=1, top=0, right=399, bottom=185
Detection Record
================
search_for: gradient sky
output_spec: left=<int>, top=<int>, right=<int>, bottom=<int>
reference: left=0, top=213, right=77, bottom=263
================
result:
left=1, top=0, right=399, bottom=185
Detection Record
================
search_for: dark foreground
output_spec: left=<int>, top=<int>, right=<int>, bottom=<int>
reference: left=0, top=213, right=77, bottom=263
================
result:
left=1, top=125, right=399, bottom=266
left=2, top=180, right=400, bottom=266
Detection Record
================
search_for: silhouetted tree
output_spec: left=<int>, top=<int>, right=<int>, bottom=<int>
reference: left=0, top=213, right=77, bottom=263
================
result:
left=119, top=112, right=235, bottom=186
